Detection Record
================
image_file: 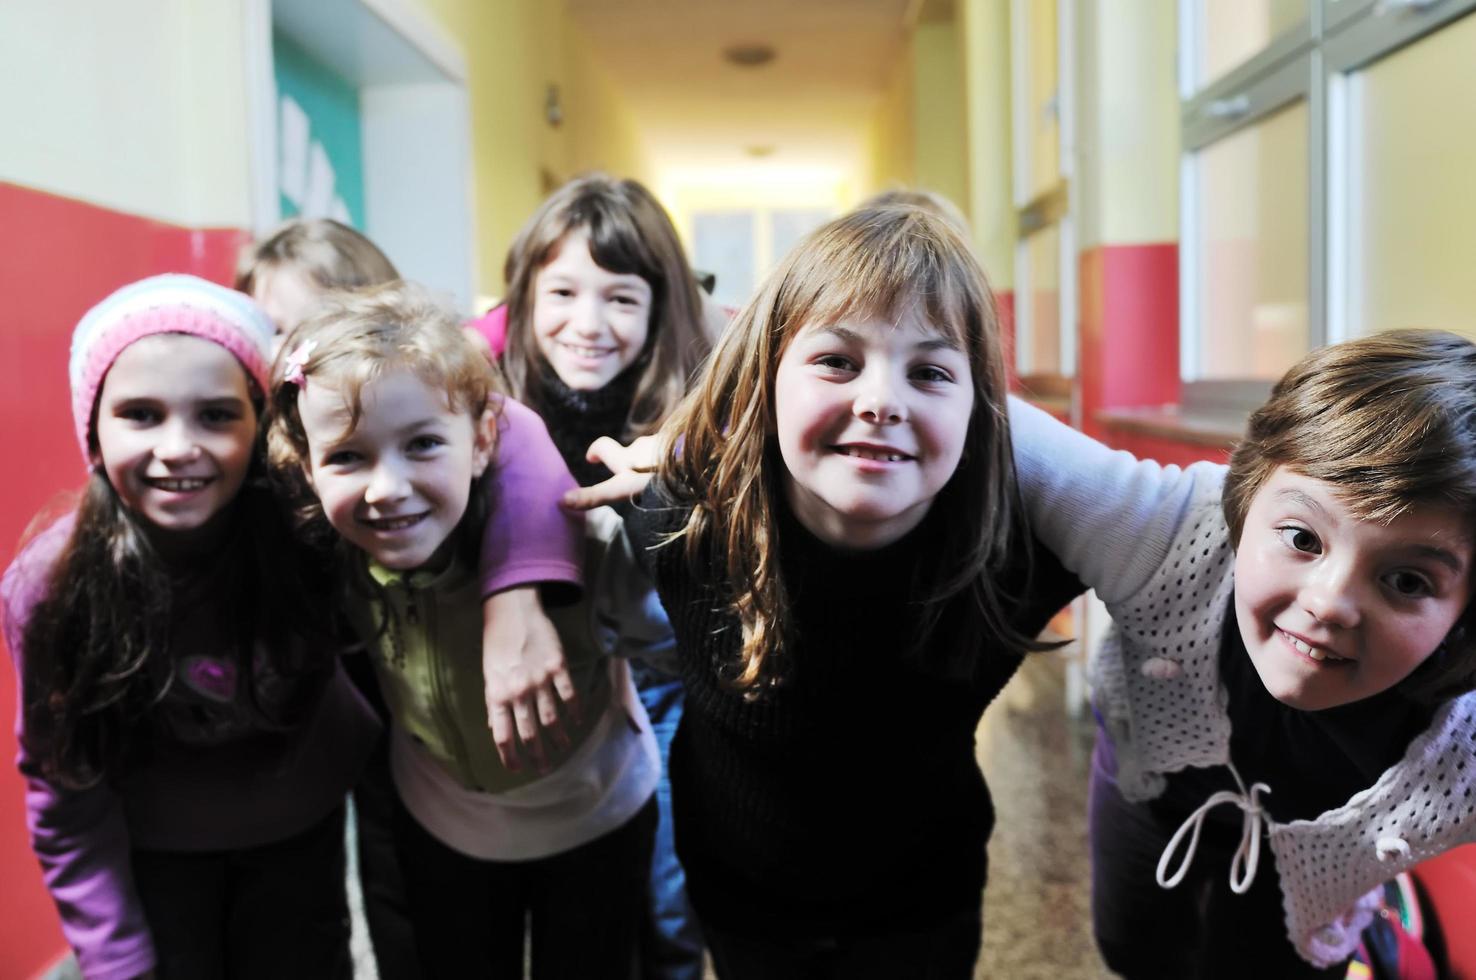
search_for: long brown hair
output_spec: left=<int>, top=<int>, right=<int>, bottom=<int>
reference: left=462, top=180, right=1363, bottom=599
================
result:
left=16, top=467, right=337, bottom=788
left=659, top=204, right=1041, bottom=694
left=501, top=173, right=710, bottom=438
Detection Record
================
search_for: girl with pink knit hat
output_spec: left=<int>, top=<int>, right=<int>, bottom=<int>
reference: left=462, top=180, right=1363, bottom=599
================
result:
left=3, top=274, right=382, bottom=979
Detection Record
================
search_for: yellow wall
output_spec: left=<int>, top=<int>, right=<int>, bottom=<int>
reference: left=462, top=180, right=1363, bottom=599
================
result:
left=0, top=0, right=253, bottom=226
left=561, top=22, right=650, bottom=182
left=414, top=0, right=650, bottom=294
left=1074, top=0, right=1178, bottom=248
left=868, top=11, right=988, bottom=275
left=911, top=20, right=970, bottom=220
left=868, top=40, right=916, bottom=192
left=960, top=0, right=1014, bottom=289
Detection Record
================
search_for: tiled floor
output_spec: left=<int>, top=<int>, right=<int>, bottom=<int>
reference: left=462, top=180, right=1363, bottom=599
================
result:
left=974, top=649, right=1112, bottom=979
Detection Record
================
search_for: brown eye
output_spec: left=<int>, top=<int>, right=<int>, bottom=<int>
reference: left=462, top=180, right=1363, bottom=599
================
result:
left=1386, top=570, right=1433, bottom=598
left=1277, top=526, right=1321, bottom=554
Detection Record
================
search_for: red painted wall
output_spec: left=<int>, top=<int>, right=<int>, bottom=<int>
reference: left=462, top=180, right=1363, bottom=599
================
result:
left=0, top=181, right=247, bottom=979
left=996, top=289, right=1017, bottom=389
left=1077, top=244, right=1180, bottom=445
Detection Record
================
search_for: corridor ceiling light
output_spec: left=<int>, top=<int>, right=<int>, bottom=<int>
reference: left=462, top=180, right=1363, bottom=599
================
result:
left=722, top=43, right=777, bottom=67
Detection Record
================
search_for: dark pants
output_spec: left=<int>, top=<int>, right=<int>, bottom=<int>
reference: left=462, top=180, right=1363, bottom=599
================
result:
left=131, top=805, right=351, bottom=980
left=353, top=738, right=423, bottom=979
left=395, top=793, right=658, bottom=980
left=704, top=904, right=982, bottom=980
left=344, top=652, right=423, bottom=979
left=636, top=672, right=705, bottom=980
left=1088, top=737, right=1348, bottom=979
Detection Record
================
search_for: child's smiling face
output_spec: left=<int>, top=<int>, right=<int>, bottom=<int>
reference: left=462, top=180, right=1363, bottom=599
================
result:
left=297, top=368, right=494, bottom=570
left=773, top=310, right=974, bottom=550
left=532, top=229, right=653, bottom=391
left=93, top=334, right=257, bottom=542
left=1233, top=466, right=1474, bottom=710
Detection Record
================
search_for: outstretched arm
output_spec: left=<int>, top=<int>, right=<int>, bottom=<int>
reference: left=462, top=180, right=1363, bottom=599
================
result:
left=479, top=398, right=586, bottom=772
left=1007, top=396, right=1221, bottom=603
left=555, top=398, right=1213, bottom=606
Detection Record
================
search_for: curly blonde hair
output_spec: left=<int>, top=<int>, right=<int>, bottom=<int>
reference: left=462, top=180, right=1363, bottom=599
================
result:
left=265, top=281, right=502, bottom=553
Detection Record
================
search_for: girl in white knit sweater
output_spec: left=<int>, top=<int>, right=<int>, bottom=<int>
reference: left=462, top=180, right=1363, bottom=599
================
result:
left=1008, top=329, right=1476, bottom=977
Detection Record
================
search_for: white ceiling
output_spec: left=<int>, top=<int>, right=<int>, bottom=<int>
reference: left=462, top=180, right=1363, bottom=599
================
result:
left=564, top=0, right=917, bottom=175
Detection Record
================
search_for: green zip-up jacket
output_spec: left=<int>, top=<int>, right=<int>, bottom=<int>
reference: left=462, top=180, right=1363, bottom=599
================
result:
left=345, top=507, right=675, bottom=794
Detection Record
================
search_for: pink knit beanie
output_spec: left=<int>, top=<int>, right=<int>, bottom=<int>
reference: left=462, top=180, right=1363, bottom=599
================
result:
left=69, top=274, right=276, bottom=460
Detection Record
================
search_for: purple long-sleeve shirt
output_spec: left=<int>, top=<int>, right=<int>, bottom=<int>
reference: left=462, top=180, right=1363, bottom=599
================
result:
left=5, top=396, right=582, bottom=980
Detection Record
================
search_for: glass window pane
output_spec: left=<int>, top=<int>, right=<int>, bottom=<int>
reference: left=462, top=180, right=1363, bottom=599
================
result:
left=1026, top=0, right=1060, bottom=199
left=1196, top=99, right=1308, bottom=380
left=691, top=211, right=755, bottom=310
left=769, top=209, right=830, bottom=268
left=1350, top=12, right=1476, bottom=341
left=1023, top=223, right=1061, bottom=375
left=1197, top=0, right=1306, bottom=89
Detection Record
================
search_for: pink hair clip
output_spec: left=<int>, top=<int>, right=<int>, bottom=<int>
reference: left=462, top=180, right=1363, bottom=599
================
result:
left=282, top=338, right=318, bottom=388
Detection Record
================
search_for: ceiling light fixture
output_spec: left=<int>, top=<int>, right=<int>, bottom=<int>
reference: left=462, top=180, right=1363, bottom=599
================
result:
left=722, top=43, right=777, bottom=68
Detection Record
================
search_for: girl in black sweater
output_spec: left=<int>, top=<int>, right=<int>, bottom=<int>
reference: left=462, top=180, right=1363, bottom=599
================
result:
left=622, top=204, right=1080, bottom=978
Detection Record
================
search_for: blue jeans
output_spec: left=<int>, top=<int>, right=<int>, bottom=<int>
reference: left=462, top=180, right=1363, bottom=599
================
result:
left=637, top=671, right=705, bottom=980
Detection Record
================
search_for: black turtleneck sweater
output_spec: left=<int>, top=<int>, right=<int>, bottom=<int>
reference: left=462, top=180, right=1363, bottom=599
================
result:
left=529, top=368, right=641, bottom=490
left=626, top=482, right=1083, bottom=938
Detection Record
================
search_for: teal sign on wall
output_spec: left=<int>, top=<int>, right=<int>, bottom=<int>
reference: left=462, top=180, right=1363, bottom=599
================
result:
left=273, top=31, right=366, bottom=228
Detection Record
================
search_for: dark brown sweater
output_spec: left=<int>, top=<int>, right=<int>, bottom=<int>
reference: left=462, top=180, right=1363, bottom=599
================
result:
left=627, top=482, right=1082, bottom=938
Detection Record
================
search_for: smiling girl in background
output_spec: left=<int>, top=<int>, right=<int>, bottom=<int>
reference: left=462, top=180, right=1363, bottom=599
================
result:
left=496, top=173, right=713, bottom=978
left=1007, top=330, right=1476, bottom=976
left=4, top=275, right=378, bottom=979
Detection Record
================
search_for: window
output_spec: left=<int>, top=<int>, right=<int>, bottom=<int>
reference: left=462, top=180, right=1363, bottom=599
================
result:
left=1328, top=2, right=1476, bottom=341
left=690, top=208, right=831, bottom=310
left=1180, top=0, right=1476, bottom=397
left=1194, top=0, right=1309, bottom=89
left=1012, top=0, right=1075, bottom=381
left=1191, top=98, right=1309, bottom=380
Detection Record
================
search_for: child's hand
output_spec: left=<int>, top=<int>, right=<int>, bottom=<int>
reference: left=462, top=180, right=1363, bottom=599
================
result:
left=482, top=586, right=579, bottom=774
left=561, top=435, right=659, bottom=511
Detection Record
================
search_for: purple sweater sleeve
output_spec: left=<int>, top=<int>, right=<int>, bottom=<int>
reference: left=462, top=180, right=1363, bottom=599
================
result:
left=5, top=518, right=156, bottom=980
left=479, top=397, right=585, bottom=598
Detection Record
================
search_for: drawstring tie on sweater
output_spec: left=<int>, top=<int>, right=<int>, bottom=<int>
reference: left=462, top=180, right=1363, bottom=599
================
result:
left=1156, top=764, right=1270, bottom=895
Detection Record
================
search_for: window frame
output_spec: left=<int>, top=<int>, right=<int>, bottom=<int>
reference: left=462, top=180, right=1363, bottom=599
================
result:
left=1322, top=0, right=1476, bottom=342
left=1011, top=0, right=1077, bottom=385
left=1177, top=0, right=1476, bottom=407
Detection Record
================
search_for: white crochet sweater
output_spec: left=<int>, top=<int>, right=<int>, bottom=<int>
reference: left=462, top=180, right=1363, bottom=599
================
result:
left=1009, top=398, right=1476, bottom=968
